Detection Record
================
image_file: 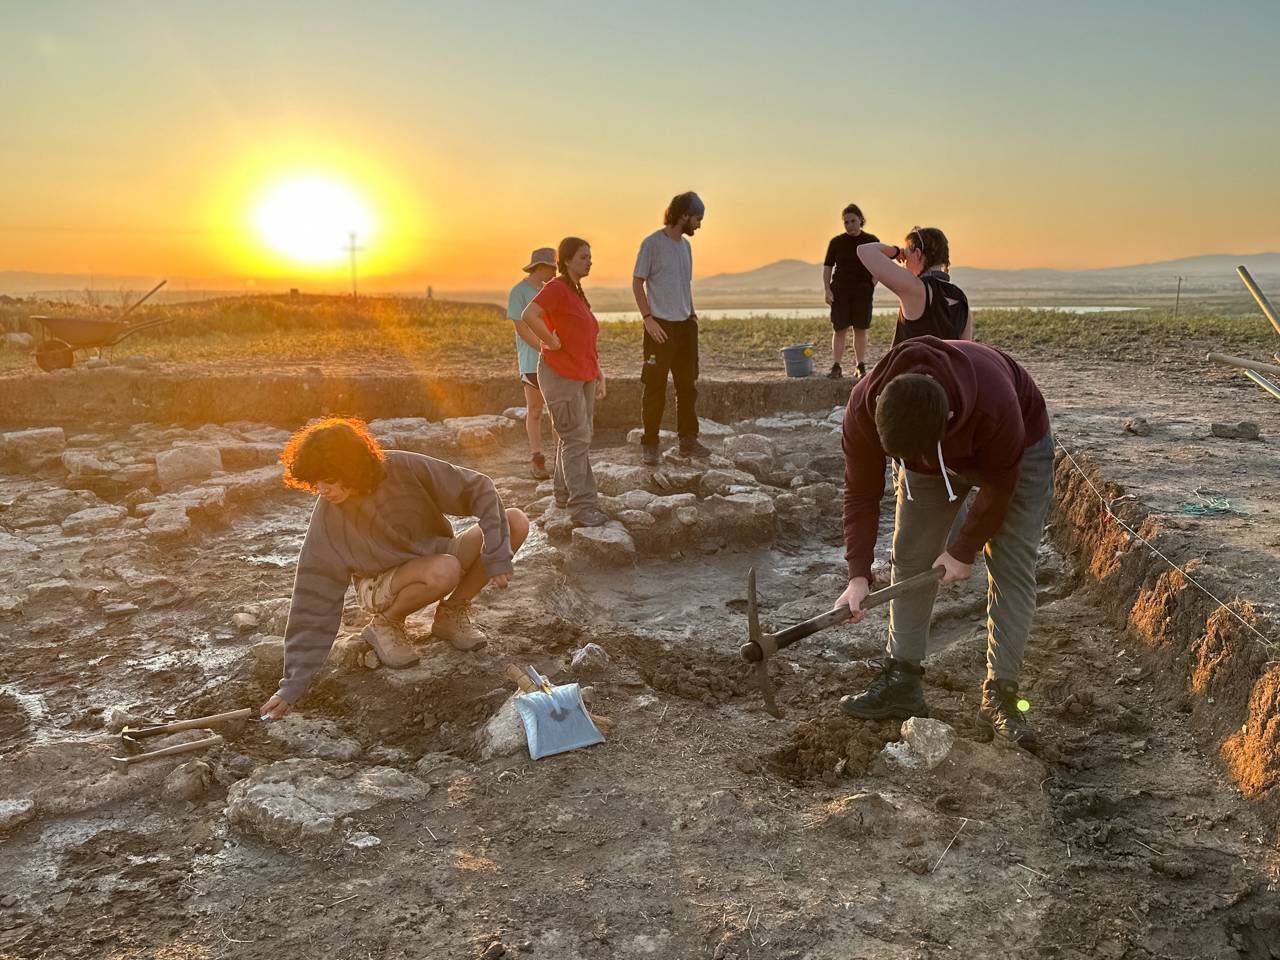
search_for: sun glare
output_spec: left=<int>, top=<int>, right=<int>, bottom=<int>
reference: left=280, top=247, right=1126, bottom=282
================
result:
left=254, top=176, right=374, bottom=265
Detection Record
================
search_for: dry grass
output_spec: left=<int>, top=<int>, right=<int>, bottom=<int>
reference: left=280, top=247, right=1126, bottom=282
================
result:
left=1, top=293, right=1276, bottom=374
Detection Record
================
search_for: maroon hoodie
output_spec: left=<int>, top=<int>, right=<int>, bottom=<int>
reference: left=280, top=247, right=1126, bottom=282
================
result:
left=841, top=337, right=1049, bottom=581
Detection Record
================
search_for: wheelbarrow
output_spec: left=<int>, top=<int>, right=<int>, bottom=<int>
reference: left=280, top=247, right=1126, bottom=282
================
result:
left=28, top=279, right=169, bottom=372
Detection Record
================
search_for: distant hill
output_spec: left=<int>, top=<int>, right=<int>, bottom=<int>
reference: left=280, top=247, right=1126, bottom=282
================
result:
left=696, top=252, right=1280, bottom=295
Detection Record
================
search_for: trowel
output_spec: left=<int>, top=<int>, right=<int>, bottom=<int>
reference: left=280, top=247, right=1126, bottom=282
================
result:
left=739, top=568, right=944, bottom=718
left=506, top=665, right=605, bottom=759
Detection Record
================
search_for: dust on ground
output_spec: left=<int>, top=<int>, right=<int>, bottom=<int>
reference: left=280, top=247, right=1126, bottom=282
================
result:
left=1, top=351, right=1279, bottom=960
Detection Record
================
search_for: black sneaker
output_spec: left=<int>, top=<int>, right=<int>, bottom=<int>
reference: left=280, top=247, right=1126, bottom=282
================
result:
left=839, top=658, right=929, bottom=720
left=852, top=363, right=867, bottom=382
left=826, top=363, right=843, bottom=380
left=679, top=438, right=712, bottom=458
left=641, top=443, right=660, bottom=466
left=978, top=678, right=1038, bottom=751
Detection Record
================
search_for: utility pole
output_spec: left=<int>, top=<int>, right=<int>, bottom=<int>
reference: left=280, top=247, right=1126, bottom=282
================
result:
left=1173, top=275, right=1184, bottom=322
left=343, top=231, right=366, bottom=301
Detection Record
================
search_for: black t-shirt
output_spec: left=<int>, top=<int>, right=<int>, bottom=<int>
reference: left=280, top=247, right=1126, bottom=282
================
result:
left=892, top=273, right=970, bottom=346
left=823, top=231, right=880, bottom=297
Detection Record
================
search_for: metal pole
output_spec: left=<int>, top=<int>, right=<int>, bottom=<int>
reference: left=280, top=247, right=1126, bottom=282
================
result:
left=1237, top=265, right=1280, bottom=336
left=1173, top=275, right=1183, bottom=323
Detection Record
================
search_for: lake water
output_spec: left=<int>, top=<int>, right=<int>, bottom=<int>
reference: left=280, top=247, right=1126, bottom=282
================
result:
left=593, top=305, right=1142, bottom=322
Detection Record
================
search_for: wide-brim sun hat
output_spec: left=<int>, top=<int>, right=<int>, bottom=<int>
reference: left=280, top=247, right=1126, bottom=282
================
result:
left=523, top=247, right=556, bottom=272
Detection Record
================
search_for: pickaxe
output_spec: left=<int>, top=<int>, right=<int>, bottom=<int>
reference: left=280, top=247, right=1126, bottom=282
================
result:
left=739, top=567, right=945, bottom=717
left=119, top=707, right=254, bottom=749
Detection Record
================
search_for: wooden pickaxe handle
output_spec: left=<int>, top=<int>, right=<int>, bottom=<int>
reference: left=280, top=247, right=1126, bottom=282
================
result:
left=112, top=735, right=222, bottom=773
left=122, top=707, right=254, bottom=743
left=740, top=568, right=945, bottom=663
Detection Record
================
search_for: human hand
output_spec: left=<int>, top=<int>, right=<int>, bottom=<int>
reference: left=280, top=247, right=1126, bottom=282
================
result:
left=543, top=334, right=562, bottom=352
left=932, top=551, right=973, bottom=584
left=824, top=288, right=835, bottom=306
left=643, top=316, right=668, bottom=344
left=595, top=378, right=607, bottom=400
left=489, top=572, right=511, bottom=589
left=259, top=693, right=292, bottom=721
left=835, top=577, right=870, bottom=623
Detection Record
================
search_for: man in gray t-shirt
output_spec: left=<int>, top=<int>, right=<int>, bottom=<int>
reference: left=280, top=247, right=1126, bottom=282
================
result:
left=632, top=191, right=708, bottom=464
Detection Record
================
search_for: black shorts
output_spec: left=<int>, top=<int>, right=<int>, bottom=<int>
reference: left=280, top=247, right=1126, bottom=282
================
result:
left=831, top=293, right=874, bottom=331
left=520, top=371, right=539, bottom=388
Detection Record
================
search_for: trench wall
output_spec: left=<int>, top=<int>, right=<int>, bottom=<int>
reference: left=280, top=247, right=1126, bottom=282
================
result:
left=0, top=369, right=851, bottom=429
left=1050, top=452, right=1280, bottom=834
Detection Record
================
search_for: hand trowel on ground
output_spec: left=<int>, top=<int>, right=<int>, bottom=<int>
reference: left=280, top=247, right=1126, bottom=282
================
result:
left=504, top=664, right=606, bottom=759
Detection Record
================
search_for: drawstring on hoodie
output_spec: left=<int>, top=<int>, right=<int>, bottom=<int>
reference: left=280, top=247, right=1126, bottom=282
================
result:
left=897, top=443, right=958, bottom=503
left=937, top=442, right=958, bottom=503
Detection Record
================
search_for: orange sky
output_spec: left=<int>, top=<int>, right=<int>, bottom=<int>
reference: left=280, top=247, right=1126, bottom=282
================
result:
left=4, top=3, right=1278, bottom=291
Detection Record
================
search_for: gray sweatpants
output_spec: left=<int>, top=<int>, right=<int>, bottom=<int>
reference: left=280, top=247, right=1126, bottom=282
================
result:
left=537, top=358, right=599, bottom=514
left=887, top=432, right=1055, bottom=682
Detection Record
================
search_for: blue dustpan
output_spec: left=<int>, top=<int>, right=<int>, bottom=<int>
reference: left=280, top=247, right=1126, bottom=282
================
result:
left=513, top=667, right=605, bottom=759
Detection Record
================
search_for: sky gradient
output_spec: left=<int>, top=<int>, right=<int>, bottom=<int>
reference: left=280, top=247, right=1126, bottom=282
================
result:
left=3, top=0, right=1278, bottom=291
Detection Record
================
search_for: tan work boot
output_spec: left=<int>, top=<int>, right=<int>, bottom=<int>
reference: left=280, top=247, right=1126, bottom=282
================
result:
left=360, top=615, right=420, bottom=668
left=430, top=600, right=487, bottom=651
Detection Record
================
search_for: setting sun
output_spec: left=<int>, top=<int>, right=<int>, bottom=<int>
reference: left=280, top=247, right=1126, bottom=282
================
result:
left=253, top=175, right=374, bottom=266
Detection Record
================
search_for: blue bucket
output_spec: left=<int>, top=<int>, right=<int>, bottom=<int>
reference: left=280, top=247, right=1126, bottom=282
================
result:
left=780, top=343, right=815, bottom=378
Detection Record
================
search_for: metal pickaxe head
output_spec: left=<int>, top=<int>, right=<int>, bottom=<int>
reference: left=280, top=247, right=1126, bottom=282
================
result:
left=745, top=567, right=783, bottom=719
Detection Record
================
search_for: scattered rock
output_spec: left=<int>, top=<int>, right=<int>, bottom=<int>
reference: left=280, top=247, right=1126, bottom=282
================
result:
left=164, top=759, right=213, bottom=801
left=570, top=523, right=636, bottom=566
left=225, top=759, right=429, bottom=848
left=347, top=831, right=381, bottom=849
left=592, top=462, right=654, bottom=496
left=1210, top=420, right=1261, bottom=440
left=27, top=578, right=74, bottom=604
left=62, top=450, right=117, bottom=479
left=3, top=331, right=34, bottom=350
left=627, top=427, right=675, bottom=445
left=232, top=611, right=260, bottom=633
left=478, top=696, right=527, bottom=760
left=722, top=433, right=776, bottom=458
left=105, top=706, right=150, bottom=733
left=570, top=643, right=611, bottom=676
left=261, top=715, right=363, bottom=762
left=61, top=505, right=127, bottom=535
left=699, top=469, right=758, bottom=497
left=1123, top=417, right=1152, bottom=437
left=0, top=798, right=35, bottom=832
left=155, top=444, right=224, bottom=489
left=2, top=427, right=66, bottom=468
left=646, top=493, right=697, bottom=519
left=880, top=717, right=957, bottom=770
left=479, top=942, right=507, bottom=960
left=102, top=602, right=139, bottom=620
left=697, top=417, right=734, bottom=437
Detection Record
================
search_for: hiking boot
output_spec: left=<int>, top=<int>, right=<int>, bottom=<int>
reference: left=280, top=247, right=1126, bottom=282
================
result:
left=361, top=615, right=420, bottom=669
left=839, top=658, right=929, bottom=720
left=978, top=678, right=1038, bottom=751
left=826, top=362, right=843, bottom=380
left=530, top=452, right=550, bottom=481
left=679, top=437, right=712, bottom=458
left=641, top=443, right=661, bottom=466
left=852, top=363, right=867, bottom=382
left=430, top=600, right=487, bottom=651
left=572, top=506, right=610, bottom=528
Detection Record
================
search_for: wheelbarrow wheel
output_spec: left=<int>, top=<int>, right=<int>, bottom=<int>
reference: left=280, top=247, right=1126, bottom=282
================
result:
left=35, top=339, right=74, bottom=372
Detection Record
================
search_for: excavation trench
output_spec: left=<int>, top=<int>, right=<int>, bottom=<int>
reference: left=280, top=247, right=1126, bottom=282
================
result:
left=0, top=402, right=1277, bottom=959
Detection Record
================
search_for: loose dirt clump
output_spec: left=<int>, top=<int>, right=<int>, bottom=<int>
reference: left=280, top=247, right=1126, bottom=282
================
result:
left=769, top=714, right=900, bottom=783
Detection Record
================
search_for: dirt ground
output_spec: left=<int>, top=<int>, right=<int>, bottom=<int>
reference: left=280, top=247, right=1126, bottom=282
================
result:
left=1, top=347, right=1278, bottom=960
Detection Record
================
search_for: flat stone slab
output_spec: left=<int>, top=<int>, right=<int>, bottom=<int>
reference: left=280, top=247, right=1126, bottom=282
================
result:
left=225, top=758, right=429, bottom=849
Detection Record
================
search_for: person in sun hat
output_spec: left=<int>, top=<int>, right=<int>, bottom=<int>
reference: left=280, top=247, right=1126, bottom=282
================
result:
left=835, top=336, right=1053, bottom=751
left=509, top=247, right=558, bottom=481
left=258, top=417, right=529, bottom=720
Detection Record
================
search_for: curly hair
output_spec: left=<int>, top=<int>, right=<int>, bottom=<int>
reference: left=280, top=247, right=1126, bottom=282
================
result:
left=905, top=226, right=951, bottom=275
left=280, top=417, right=386, bottom=495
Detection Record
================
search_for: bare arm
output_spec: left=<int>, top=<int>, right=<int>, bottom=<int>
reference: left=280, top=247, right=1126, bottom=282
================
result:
left=513, top=318, right=542, bottom=350
left=822, top=265, right=834, bottom=306
left=858, top=243, right=926, bottom=320
left=959, top=308, right=973, bottom=340
left=632, top=276, right=668, bottom=344
left=520, top=301, right=561, bottom=350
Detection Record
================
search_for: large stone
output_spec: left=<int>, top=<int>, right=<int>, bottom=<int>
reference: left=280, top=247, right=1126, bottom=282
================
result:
left=699, top=469, right=758, bottom=498
left=143, top=508, right=191, bottom=540
left=880, top=717, right=957, bottom=771
left=6, top=487, right=102, bottom=525
left=0, top=798, right=35, bottom=832
left=3, top=332, right=34, bottom=350
left=164, top=759, right=213, bottom=801
left=225, top=759, right=429, bottom=848
left=647, top=493, right=697, bottom=519
left=592, top=462, right=654, bottom=496
left=570, top=522, right=636, bottom=566
left=261, top=716, right=363, bottom=762
left=155, top=445, right=223, bottom=490
left=0, top=531, right=38, bottom=564
left=615, top=489, right=657, bottom=511
left=722, top=434, right=776, bottom=458
left=219, top=442, right=281, bottom=471
left=697, top=417, right=735, bottom=438
left=217, top=465, right=284, bottom=503
left=247, top=636, right=285, bottom=685
left=61, top=505, right=127, bottom=536
left=62, top=450, right=117, bottom=479
left=570, top=643, right=611, bottom=677
left=477, top=696, right=527, bottom=760
left=2, top=427, right=65, bottom=468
